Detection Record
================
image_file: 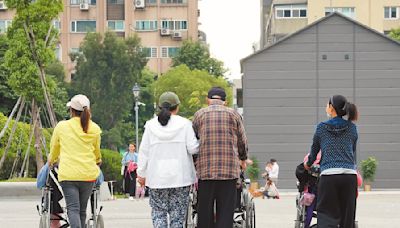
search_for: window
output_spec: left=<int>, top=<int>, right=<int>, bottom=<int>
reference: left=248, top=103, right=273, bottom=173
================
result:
left=325, top=7, right=355, bottom=18
left=142, top=47, right=158, bottom=58
left=108, top=20, right=125, bottom=31
left=71, top=0, right=96, bottom=5
left=55, top=44, right=62, bottom=61
left=161, top=20, right=187, bottom=30
left=161, top=0, right=187, bottom=4
left=275, top=4, right=307, bottom=19
left=135, top=20, right=158, bottom=31
left=384, top=7, right=398, bottom=19
left=0, top=20, right=12, bottom=34
left=107, top=0, right=123, bottom=4
left=161, top=47, right=180, bottom=58
left=70, top=48, right=81, bottom=54
left=53, top=20, right=61, bottom=31
left=146, top=0, right=157, bottom=3
left=71, top=20, right=96, bottom=33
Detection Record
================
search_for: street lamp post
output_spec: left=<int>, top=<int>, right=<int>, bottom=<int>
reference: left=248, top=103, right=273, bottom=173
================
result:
left=132, top=83, right=141, bottom=149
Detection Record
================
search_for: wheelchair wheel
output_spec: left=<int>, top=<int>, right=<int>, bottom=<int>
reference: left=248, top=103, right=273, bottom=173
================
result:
left=39, top=213, right=50, bottom=228
left=245, top=200, right=255, bottom=228
left=96, top=214, right=104, bottom=228
left=294, top=221, right=303, bottom=228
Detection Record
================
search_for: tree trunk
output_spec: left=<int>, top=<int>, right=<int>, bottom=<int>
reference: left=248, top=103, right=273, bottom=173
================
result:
left=0, top=96, right=22, bottom=141
left=32, top=100, right=44, bottom=174
left=0, top=97, right=26, bottom=172
left=19, top=110, right=35, bottom=178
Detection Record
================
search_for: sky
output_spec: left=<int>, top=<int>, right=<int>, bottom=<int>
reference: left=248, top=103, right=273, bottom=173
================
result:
left=198, top=0, right=261, bottom=80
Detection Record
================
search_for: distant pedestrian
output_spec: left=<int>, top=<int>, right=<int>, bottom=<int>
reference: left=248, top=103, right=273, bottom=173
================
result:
left=192, top=87, right=248, bottom=228
left=304, top=95, right=359, bottom=228
left=121, top=143, right=138, bottom=200
left=269, top=158, right=279, bottom=185
left=137, top=92, right=199, bottom=228
left=48, top=94, right=102, bottom=228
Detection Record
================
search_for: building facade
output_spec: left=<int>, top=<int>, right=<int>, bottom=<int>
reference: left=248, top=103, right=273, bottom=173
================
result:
left=0, top=0, right=199, bottom=81
left=262, top=0, right=400, bottom=47
left=243, top=13, right=400, bottom=188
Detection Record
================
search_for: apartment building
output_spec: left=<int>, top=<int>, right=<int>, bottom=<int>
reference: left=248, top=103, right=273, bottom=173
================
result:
left=0, top=0, right=199, bottom=81
left=262, top=0, right=400, bottom=47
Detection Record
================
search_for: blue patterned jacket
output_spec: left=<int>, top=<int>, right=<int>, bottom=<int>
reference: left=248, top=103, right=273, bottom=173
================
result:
left=307, top=117, right=358, bottom=172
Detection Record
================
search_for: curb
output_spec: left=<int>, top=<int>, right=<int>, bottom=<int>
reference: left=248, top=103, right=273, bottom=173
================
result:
left=0, top=182, right=41, bottom=198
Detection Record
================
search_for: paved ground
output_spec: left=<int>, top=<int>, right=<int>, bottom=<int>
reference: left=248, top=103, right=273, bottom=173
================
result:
left=0, top=191, right=399, bottom=228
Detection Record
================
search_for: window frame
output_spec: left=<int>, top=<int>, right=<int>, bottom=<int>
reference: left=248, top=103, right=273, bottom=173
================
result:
left=325, top=7, right=356, bottom=19
left=160, top=46, right=180, bottom=58
left=275, top=4, right=308, bottom=19
left=384, top=6, right=399, bottom=20
left=160, top=20, right=188, bottom=30
left=142, top=47, right=158, bottom=58
left=70, top=0, right=96, bottom=5
left=135, top=20, right=158, bottom=31
left=160, top=0, right=187, bottom=4
left=70, top=20, right=97, bottom=33
left=0, top=20, right=12, bottom=34
left=107, top=20, right=125, bottom=32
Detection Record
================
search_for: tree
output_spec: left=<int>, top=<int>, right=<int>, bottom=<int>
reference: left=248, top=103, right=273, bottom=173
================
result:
left=70, top=32, right=149, bottom=149
left=0, top=35, right=18, bottom=115
left=172, top=40, right=226, bottom=77
left=1, top=0, right=63, bottom=174
left=154, top=65, right=232, bottom=119
left=389, top=28, right=400, bottom=41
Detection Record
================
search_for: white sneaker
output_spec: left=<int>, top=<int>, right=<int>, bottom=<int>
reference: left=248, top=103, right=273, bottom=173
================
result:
left=129, top=196, right=134, bottom=201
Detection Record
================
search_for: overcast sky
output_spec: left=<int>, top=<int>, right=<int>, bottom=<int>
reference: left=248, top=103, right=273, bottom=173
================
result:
left=198, top=0, right=261, bottom=80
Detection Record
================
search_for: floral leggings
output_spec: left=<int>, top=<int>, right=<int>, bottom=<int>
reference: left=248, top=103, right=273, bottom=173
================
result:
left=149, top=186, right=190, bottom=228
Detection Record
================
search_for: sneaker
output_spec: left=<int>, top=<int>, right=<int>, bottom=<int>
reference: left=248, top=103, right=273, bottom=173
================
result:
left=129, top=196, right=134, bottom=201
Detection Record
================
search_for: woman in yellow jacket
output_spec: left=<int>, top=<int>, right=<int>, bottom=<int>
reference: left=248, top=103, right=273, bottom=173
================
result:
left=48, top=94, right=102, bottom=228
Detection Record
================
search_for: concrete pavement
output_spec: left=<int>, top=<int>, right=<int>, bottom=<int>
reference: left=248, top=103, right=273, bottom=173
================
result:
left=1, top=191, right=399, bottom=228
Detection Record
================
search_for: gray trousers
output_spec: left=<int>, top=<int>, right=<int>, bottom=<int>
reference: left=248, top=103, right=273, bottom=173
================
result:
left=61, top=181, right=94, bottom=228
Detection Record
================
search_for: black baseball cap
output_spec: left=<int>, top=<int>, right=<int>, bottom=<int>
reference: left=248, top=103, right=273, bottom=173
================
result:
left=207, top=87, right=226, bottom=101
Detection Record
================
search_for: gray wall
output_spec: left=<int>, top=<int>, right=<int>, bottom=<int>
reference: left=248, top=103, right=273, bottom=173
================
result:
left=243, top=15, right=400, bottom=188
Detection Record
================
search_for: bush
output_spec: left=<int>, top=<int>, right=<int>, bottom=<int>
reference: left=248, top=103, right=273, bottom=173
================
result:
left=100, top=149, right=124, bottom=193
left=0, top=112, right=51, bottom=180
left=361, top=156, right=378, bottom=183
left=246, top=156, right=260, bottom=182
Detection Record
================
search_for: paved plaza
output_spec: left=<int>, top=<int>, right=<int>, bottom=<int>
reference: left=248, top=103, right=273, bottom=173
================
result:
left=0, top=191, right=399, bottom=228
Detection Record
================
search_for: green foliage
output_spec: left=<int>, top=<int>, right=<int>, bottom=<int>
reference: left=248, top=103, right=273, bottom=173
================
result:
left=360, top=157, right=378, bottom=183
left=172, top=40, right=226, bottom=77
left=389, top=28, right=400, bottom=41
left=100, top=149, right=124, bottom=193
left=0, top=112, right=52, bottom=180
left=246, top=156, right=260, bottom=182
left=4, top=0, right=63, bottom=101
left=70, top=32, right=148, bottom=131
left=102, top=121, right=135, bottom=151
left=0, top=35, right=18, bottom=114
left=154, top=65, right=232, bottom=118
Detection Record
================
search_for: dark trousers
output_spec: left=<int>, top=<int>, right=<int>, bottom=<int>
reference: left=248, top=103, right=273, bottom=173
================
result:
left=124, top=167, right=137, bottom=196
left=197, top=179, right=237, bottom=228
left=317, top=174, right=357, bottom=228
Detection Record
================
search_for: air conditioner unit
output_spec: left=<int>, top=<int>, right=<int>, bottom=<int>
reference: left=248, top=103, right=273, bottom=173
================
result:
left=172, top=31, right=182, bottom=39
left=160, top=28, right=171, bottom=36
left=135, top=0, right=145, bottom=9
left=0, top=1, right=8, bottom=10
left=80, top=3, right=89, bottom=10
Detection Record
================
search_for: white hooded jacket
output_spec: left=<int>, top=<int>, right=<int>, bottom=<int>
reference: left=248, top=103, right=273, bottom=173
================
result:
left=137, top=115, right=199, bottom=189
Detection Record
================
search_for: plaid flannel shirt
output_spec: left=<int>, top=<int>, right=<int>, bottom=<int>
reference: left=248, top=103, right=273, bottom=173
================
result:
left=192, top=100, right=248, bottom=180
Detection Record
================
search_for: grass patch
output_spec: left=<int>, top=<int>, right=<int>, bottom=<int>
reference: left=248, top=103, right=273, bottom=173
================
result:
left=1, top=177, right=37, bottom=182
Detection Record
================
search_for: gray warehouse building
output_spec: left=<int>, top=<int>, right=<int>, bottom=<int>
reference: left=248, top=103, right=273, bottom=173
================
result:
left=241, top=13, right=400, bottom=189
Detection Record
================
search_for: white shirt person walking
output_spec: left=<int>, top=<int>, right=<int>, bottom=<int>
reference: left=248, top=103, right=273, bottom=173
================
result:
left=269, top=159, right=279, bottom=185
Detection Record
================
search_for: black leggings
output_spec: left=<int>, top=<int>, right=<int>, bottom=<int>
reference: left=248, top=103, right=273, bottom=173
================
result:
left=124, top=167, right=137, bottom=197
left=317, top=174, right=357, bottom=228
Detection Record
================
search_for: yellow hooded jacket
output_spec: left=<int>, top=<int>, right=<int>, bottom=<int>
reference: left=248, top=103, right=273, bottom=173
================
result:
left=49, top=117, right=102, bottom=182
